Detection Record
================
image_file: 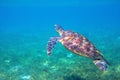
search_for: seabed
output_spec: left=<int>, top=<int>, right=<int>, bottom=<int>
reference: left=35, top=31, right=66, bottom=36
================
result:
left=0, top=33, right=120, bottom=80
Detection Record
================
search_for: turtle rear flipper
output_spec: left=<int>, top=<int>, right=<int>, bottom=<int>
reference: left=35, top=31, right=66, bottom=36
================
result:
left=93, top=60, right=108, bottom=71
left=47, top=37, right=60, bottom=55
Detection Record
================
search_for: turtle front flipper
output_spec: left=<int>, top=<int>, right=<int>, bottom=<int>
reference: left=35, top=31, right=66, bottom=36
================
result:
left=93, top=60, right=108, bottom=72
left=47, top=37, right=60, bottom=55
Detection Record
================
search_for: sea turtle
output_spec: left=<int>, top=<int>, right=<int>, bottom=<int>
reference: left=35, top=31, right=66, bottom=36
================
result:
left=47, top=24, right=110, bottom=71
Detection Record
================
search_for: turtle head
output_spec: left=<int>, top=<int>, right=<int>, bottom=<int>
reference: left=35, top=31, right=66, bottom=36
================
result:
left=54, top=24, right=64, bottom=36
left=93, top=60, right=108, bottom=72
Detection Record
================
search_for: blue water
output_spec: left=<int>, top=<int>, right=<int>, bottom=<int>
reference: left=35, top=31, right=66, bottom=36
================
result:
left=0, top=0, right=120, bottom=80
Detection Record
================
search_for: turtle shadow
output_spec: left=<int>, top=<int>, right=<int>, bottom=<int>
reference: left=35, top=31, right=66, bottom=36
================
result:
left=63, top=74, right=86, bottom=80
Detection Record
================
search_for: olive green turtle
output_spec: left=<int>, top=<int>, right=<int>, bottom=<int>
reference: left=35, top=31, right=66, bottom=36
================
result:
left=47, top=24, right=110, bottom=71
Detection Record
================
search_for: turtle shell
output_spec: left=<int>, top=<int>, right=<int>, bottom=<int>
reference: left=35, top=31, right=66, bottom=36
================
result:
left=59, top=30, right=103, bottom=60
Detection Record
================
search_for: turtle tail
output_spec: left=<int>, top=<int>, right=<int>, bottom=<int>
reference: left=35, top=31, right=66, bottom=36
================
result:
left=47, top=37, right=60, bottom=56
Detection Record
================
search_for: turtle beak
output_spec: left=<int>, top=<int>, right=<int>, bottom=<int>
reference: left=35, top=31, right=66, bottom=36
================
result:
left=54, top=24, right=60, bottom=31
left=54, top=24, right=64, bottom=36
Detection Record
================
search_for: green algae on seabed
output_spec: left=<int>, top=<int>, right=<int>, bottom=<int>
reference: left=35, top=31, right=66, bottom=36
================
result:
left=0, top=33, right=120, bottom=80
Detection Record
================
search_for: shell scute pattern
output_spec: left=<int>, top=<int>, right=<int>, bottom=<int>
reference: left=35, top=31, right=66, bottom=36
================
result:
left=60, top=30, right=99, bottom=58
